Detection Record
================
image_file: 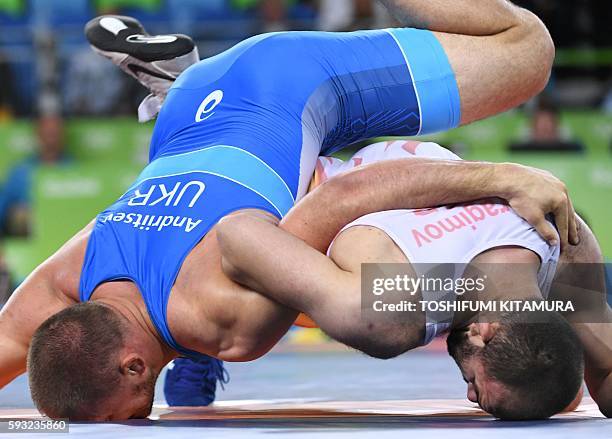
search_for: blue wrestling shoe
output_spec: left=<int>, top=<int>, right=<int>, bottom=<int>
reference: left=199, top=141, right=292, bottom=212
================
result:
left=164, top=357, right=230, bottom=407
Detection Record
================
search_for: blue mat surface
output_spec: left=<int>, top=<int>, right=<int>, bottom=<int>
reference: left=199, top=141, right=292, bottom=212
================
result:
left=0, top=351, right=609, bottom=438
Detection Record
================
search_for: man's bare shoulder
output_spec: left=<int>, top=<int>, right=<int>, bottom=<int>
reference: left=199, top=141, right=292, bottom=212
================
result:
left=38, top=221, right=95, bottom=301
left=552, top=216, right=604, bottom=303
left=0, top=223, right=94, bottom=355
left=329, top=225, right=409, bottom=272
left=560, top=216, right=603, bottom=265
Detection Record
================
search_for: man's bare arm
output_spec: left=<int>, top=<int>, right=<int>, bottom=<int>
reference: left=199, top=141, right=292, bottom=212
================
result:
left=0, top=226, right=88, bottom=389
left=577, top=322, right=612, bottom=417
left=556, top=218, right=612, bottom=417
left=219, top=213, right=427, bottom=356
left=378, top=0, right=555, bottom=125
left=0, top=265, right=74, bottom=388
left=219, top=213, right=350, bottom=314
left=0, top=338, right=28, bottom=389
left=281, top=159, right=576, bottom=254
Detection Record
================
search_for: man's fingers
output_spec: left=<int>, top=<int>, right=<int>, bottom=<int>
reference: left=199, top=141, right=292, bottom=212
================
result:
left=532, top=215, right=560, bottom=247
left=519, top=204, right=558, bottom=245
left=555, top=198, right=569, bottom=249
left=568, top=196, right=579, bottom=245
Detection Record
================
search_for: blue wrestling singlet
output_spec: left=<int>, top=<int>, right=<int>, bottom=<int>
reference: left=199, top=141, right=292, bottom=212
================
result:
left=80, top=28, right=461, bottom=359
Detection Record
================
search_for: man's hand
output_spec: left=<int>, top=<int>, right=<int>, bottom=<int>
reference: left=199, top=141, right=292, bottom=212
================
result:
left=494, top=163, right=579, bottom=249
left=282, top=158, right=579, bottom=253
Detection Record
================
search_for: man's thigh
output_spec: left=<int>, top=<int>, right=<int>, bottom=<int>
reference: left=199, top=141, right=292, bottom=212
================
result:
left=434, top=20, right=553, bottom=126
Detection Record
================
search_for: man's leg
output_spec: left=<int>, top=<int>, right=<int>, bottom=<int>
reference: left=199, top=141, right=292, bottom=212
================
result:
left=378, top=0, right=555, bottom=125
left=86, top=17, right=228, bottom=407
left=85, top=16, right=200, bottom=122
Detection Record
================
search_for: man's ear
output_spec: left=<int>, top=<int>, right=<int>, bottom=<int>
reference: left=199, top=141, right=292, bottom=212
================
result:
left=477, top=322, right=501, bottom=343
left=120, top=354, right=146, bottom=377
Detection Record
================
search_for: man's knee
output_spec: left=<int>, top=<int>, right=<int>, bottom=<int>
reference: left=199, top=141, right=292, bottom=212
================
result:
left=514, top=8, right=555, bottom=94
left=442, top=7, right=556, bottom=124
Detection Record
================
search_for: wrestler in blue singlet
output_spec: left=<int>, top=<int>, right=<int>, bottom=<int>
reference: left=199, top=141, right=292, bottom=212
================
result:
left=80, top=28, right=461, bottom=359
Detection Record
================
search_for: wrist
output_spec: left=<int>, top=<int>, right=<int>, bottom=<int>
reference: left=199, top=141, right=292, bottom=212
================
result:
left=491, top=162, right=522, bottom=199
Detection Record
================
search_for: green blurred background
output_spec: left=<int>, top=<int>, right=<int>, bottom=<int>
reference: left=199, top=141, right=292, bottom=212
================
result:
left=1, top=111, right=610, bottom=280
left=0, top=0, right=610, bottom=290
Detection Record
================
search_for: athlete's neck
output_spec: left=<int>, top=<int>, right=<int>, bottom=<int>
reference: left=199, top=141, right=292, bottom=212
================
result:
left=93, top=281, right=178, bottom=370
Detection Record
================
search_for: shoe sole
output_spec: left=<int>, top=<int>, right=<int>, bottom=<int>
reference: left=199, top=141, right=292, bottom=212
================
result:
left=91, top=46, right=177, bottom=82
left=86, top=15, right=196, bottom=63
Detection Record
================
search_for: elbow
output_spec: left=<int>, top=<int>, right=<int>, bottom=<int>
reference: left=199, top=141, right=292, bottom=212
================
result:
left=217, top=212, right=259, bottom=245
left=216, top=215, right=239, bottom=256
left=598, top=398, right=612, bottom=418
left=217, top=213, right=272, bottom=286
left=221, top=256, right=249, bottom=286
left=591, top=372, right=612, bottom=418
left=216, top=215, right=251, bottom=282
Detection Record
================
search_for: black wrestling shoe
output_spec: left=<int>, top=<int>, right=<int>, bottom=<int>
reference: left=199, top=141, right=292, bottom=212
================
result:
left=85, top=15, right=199, bottom=101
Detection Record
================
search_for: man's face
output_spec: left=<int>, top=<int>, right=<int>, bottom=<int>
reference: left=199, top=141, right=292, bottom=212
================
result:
left=37, top=116, right=65, bottom=163
left=90, top=369, right=156, bottom=421
left=446, top=323, right=511, bottom=415
left=532, top=110, right=559, bottom=142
